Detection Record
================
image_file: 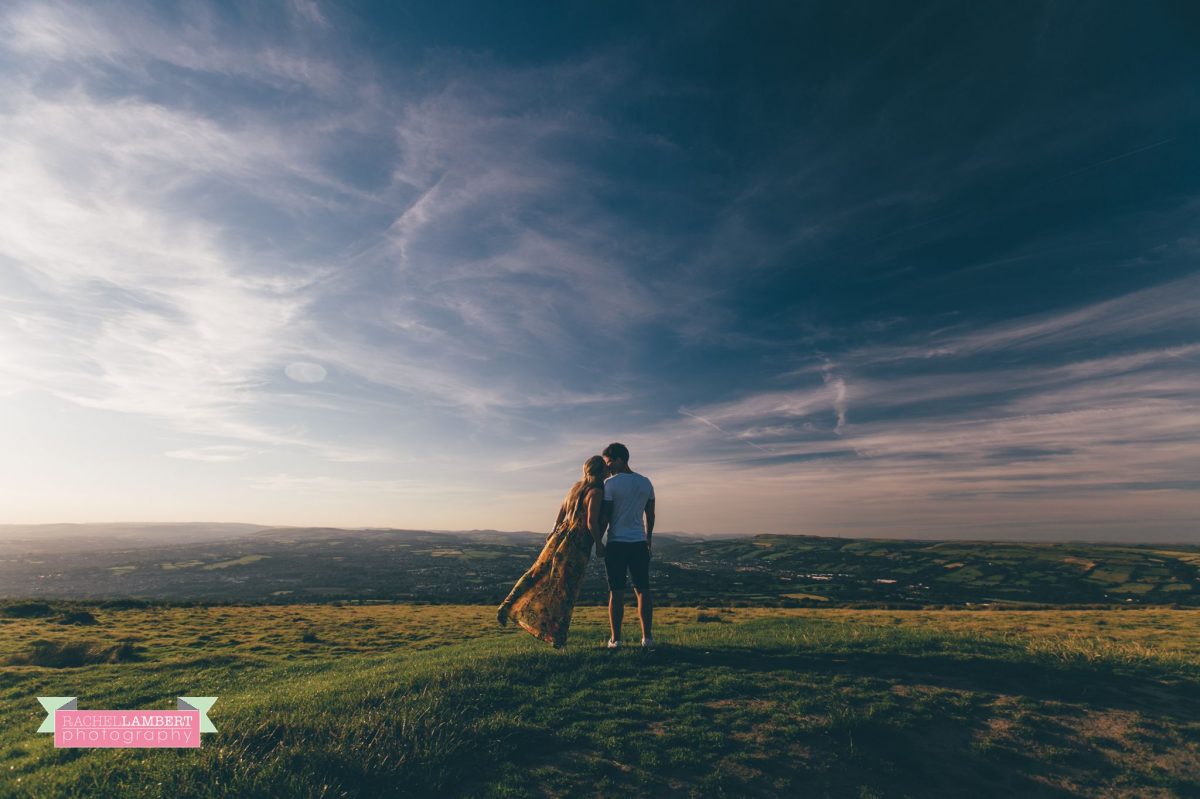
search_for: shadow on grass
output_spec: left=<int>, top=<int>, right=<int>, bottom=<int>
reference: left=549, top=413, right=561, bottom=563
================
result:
left=653, top=644, right=1200, bottom=721
left=454, top=642, right=1200, bottom=799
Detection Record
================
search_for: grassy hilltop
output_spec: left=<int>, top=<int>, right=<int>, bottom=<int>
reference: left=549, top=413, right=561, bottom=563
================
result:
left=2, top=602, right=1199, bottom=798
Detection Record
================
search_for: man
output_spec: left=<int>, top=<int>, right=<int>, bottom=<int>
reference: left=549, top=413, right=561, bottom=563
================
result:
left=600, top=442, right=656, bottom=648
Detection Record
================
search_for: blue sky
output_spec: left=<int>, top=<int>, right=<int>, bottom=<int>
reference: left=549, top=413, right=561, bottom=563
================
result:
left=1, top=1, right=1197, bottom=539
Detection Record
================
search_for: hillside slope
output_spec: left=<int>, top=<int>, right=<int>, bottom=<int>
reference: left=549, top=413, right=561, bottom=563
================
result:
left=2, top=604, right=1199, bottom=797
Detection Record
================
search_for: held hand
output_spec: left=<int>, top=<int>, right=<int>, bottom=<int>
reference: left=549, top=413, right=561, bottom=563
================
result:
left=594, top=542, right=606, bottom=557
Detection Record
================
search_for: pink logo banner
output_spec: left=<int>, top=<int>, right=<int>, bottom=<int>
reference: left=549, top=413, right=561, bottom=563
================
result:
left=37, top=696, right=217, bottom=748
left=55, top=710, right=200, bottom=748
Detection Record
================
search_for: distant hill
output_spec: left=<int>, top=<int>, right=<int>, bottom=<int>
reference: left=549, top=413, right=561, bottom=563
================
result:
left=1, top=526, right=1196, bottom=607
left=0, top=522, right=273, bottom=553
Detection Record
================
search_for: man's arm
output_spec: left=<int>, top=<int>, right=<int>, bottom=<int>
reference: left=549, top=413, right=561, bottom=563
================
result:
left=644, top=498, right=655, bottom=551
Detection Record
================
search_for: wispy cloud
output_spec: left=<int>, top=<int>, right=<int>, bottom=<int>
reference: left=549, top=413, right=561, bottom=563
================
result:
left=165, top=445, right=261, bottom=463
left=820, top=361, right=848, bottom=434
left=856, top=271, right=1200, bottom=365
left=4, top=1, right=348, bottom=97
left=0, top=0, right=717, bottom=490
left=248, top=473, right=484, bottom=496
left=0, top=2, right=388, bottom=463
left=0, top=91, right=320, bottom=444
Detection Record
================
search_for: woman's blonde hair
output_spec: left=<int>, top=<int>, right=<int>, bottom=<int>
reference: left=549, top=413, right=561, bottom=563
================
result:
left=561, top=455, right=606, bottom=529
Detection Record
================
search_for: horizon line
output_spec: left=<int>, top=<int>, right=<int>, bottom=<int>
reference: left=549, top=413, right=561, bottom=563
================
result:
left=0, top=521, right=1196, bottom=547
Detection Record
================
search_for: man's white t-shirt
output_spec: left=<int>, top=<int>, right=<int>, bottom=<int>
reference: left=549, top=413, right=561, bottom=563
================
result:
left=604, top=471, right=655, bottom=543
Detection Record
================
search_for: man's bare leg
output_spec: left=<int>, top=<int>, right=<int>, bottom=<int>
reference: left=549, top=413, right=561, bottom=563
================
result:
left=634, top=588, right=653, bottom=641
left=608, top=590, right=625, bottom=643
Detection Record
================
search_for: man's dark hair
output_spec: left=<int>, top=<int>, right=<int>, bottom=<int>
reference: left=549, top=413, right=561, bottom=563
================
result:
left=603, top=442, right=630, bottom=462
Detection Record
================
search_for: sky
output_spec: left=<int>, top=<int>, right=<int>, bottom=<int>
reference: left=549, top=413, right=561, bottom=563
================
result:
left=1, top=1, right=1197, bottom=540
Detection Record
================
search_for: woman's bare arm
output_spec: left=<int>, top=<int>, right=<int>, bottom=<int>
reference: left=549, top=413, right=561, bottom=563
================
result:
left=585, top=488, right=605, bottom=553
left=549, top=505, right=566, bottom=540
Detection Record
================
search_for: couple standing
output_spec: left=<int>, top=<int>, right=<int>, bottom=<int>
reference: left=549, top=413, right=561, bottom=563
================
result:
left=496, top=442, right=655, bottom=649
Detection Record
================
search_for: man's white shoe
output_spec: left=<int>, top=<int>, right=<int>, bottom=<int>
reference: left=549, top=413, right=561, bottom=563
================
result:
left=641, top=637, right=655, bottom=648
left=606, top=639, right=621, bottom=649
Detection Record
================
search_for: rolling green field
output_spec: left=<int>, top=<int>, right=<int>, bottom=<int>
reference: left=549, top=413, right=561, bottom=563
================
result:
left=2, top=603, right=1199, bottom=798
left=6, top=528, right=1199, bottom=607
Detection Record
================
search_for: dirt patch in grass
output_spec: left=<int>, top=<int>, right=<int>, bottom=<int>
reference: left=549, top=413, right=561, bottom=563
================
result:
left=973, top=696, right=1200, bottom=797
left=53, top=610, right=99, bottom=625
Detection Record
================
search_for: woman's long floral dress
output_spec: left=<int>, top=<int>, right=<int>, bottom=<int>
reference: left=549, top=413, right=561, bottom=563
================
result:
left=497, top=492, right=594, bottom=647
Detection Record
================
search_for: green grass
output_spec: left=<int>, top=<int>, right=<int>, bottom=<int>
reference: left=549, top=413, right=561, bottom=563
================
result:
left=1089, top=568, right=1133, bottom=585
left=1116, top=582, right=1157, bottom=595
left=200, top=555, right=270, bottom=570
left=1, top=606, right=1199, bottom=798
left=159, top=560, right=205, bottom=571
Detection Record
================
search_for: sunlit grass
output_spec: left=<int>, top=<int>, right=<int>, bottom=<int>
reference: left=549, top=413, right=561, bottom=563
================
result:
left=1, top=604, right=1198, bottom=797
left=4, top=605, right=1197, bottom=672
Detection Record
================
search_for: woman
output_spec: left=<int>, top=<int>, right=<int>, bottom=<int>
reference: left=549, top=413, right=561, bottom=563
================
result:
left=496, top=455, right=607, bottom=648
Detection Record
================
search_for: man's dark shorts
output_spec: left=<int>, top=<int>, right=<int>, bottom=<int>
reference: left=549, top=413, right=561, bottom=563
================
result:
left=604, top=541, right=650, bottom=593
